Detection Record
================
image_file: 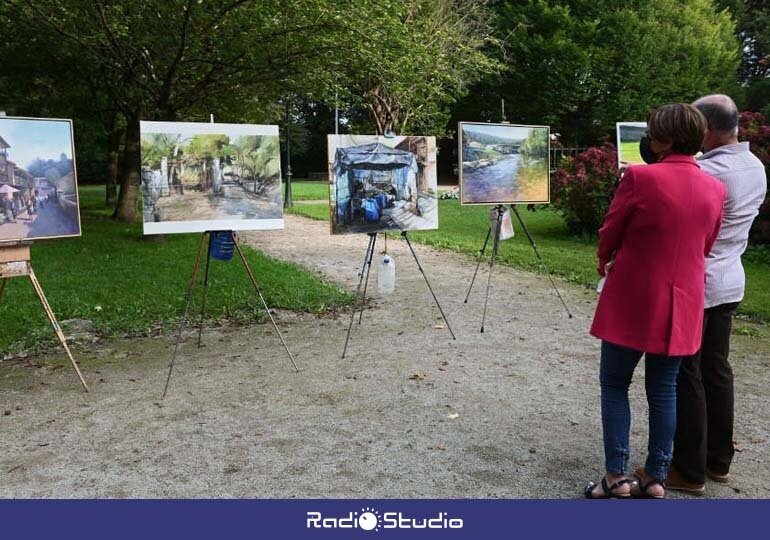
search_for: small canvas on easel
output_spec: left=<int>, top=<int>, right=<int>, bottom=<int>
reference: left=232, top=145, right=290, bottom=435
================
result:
left=460, top=122, right=550, bottom=205
left=616, top=122, right=647, bottom=168
left=140, top=121, right=283, bottom=235
left=328, top=135, right=438, bottom=235
left=0, top=116, right=81, bottom=242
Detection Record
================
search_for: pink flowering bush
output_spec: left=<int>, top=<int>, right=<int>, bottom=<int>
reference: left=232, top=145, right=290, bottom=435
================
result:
left=551, top=143, right=619, bottom=236
left=739, top=111, right=770, bottom=244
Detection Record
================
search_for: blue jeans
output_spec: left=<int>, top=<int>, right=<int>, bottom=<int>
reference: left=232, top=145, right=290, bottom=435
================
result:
left=600, top=341, right=682, bottom=482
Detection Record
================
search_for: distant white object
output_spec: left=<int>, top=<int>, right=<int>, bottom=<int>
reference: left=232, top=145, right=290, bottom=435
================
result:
left=377, top=255, right=396, bottom=294
left=597, top=277, right=606, bottom=294
left=489, top=207, right=514, bottom=240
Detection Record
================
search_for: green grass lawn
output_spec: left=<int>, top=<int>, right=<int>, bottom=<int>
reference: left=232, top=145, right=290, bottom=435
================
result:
left=0, top=185, right=351, bottom=355
left=285, top=184, right=770, bottom=322
left=288, top=180, right=329, bottom=201
left=619, top=141, right=644, bottom=165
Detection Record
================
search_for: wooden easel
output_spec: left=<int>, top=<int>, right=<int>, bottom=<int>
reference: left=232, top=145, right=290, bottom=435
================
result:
left=0, top=243, right=89, bottom=392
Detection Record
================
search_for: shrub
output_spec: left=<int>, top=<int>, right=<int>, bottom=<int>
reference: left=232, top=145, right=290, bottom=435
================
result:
left=551, top=143, right=619, bottom=236
left=738, top=111, right=770, bottom=244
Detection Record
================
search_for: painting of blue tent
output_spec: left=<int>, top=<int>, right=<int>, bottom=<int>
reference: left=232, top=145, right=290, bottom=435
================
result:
left=328, top=135, right=438, bottom=235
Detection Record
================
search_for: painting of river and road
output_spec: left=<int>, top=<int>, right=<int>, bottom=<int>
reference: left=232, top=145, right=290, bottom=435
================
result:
left=140, top=121, right=283, bottom=235
left=459, top=122, right=550, bottom=205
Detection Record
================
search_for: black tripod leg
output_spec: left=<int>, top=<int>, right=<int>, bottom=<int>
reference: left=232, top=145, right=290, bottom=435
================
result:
left=196, top=234, right=213, bottom=348
left=357, top=233, right=377, bottom=324
left=481, top=210, right=503, bottom=333
left=342, top=233, right=376, bottom=358
left=163, top=232, right=208, bottom=398
left=464, top=227, right=491, bottom=303
left=232, top=232, right=299, bottom=372
left=511, top=206, right=573, bottom=318
left=402, top=231, right=456, bottom=340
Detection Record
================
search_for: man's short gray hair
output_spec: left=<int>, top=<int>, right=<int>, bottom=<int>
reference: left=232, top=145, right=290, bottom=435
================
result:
left=693, top=94, right=739, bottom=134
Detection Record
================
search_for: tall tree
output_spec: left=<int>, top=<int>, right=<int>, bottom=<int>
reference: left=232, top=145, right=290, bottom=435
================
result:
left=9, top=0, right=348, bottom=221
left=323, top=0, right=503, bottom=135
left=454, top=0, right=740, bottom=145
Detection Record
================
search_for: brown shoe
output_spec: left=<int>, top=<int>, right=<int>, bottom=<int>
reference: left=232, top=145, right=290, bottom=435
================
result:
left=706, top=467, right=730, bottom=483
left=664, top=465, right=706, bottom=496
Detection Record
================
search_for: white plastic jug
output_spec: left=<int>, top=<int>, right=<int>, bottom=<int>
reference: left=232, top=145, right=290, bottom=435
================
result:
left=377, top=255, right=396, bottom=295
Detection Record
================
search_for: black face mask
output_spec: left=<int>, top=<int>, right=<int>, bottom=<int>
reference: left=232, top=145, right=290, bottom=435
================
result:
left=639, top=135, right=658, bottom=164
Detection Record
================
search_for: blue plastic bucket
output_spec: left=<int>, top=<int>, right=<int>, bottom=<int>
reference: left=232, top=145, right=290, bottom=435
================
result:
left=376, top=192, right=387, bottom=210
left=363, top=199, right=380, bottom=222
left=210, top=231, right=236, bottom=261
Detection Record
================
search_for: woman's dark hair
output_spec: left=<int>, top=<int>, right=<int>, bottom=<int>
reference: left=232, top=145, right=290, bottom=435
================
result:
left=646, top=103, right=707, bottom=156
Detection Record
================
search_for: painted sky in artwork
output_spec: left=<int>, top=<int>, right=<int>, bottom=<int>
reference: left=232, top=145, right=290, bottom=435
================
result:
left=0, top=118, right=73, bottom=170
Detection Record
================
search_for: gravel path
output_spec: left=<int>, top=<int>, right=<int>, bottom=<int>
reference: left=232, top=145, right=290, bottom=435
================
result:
left=1, top=214, right=768, bottom=498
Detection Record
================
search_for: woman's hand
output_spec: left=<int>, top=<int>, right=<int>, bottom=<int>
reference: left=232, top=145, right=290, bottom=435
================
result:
left=598, top=259, right=615, bottom=277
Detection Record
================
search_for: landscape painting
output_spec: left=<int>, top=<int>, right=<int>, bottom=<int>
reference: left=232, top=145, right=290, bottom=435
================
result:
left=616, top=122, right=647, bottom=167
left=328, top=135, right=438, bottom=235
left=460, top=122, right=550, bottom=205
left=0, top=117, right=80, bottom=243
left=140, top=121, right=283, bottom=235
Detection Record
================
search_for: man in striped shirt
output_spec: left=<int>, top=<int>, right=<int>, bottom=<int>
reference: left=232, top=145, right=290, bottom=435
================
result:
left=668, top=94, right=767, bottom=495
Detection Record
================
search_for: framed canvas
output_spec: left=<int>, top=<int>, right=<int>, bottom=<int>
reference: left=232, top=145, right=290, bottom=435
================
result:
left=0, top=116, right=81, bottom=242
left=616, top=122, right=647, bottom=168
left=328, top=135, right=438, bottom=235
left=459, top=122, right=550, bottom=205
left=140, top=121, right=283, bottom=235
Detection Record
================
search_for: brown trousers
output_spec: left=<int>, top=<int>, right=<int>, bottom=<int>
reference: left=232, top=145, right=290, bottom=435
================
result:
left=672, top=302, right=740, bottom=484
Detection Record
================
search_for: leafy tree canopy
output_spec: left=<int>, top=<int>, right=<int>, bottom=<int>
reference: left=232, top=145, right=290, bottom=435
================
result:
left=453, top=0, right=740, bottom=145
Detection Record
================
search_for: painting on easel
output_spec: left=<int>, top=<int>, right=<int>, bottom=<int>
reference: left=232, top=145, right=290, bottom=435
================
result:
left=0, top=117, right=81, bottom=243
left=328, top=134, right=438, bottom=235
left=140, top=121, right=284, bottom=235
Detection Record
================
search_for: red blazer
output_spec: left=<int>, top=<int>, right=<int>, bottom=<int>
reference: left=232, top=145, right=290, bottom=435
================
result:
left=590, top=155, right=726, bottom=356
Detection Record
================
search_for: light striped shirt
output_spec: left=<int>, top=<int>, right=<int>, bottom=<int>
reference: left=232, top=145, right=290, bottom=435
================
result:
left=698, top=142, right=767, bottom=308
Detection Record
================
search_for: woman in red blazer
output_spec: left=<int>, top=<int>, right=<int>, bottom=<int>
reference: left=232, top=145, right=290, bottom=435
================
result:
left=585, top=104, right=726, bottom=499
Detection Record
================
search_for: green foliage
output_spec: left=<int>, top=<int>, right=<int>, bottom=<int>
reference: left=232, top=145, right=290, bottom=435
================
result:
left=551, top=144, right=619, bottom=235
left=184, top=135, right=231, bottom=159
left=324, top=0, right=503, bottom=135
left=519, top=128, right=549, bottom=160
left=716, top=0, right=770, bottom=82
left=141, top=133, right=182, bottom=169
left=0, top=185, right=352, bottom=356
left=455, top=0, right=740, bottom=145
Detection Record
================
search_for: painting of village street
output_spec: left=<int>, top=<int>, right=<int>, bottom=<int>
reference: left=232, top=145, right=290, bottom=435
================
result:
left=0, top=117, right=80, bottom=243
left=328, top=135, right=438, bottom=235
left=140, top=121, right=283, bottom=234
left=460, top=122, right=550, bottom=205
left=616, top=122, right=647, bottom=167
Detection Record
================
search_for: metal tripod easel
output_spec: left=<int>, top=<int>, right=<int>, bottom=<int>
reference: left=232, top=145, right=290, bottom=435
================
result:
left=162, top=230, right=298, bottom=398
left=341, top=230, right=456, bottom=358
left=465, top=205, right=572, bottom=332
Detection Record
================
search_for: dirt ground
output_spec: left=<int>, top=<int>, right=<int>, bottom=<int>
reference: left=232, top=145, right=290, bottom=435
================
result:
left=1, top=215, right=768, bottom=498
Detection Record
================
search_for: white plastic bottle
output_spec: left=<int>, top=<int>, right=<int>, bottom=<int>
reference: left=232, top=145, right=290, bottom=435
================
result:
left=377, top=255, right=396, bottom=295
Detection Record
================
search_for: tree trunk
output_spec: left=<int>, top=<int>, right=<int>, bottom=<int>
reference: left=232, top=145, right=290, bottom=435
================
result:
left=105, top=112, right=122, bottom=207
left=114, top=112, right=141, bottom=222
